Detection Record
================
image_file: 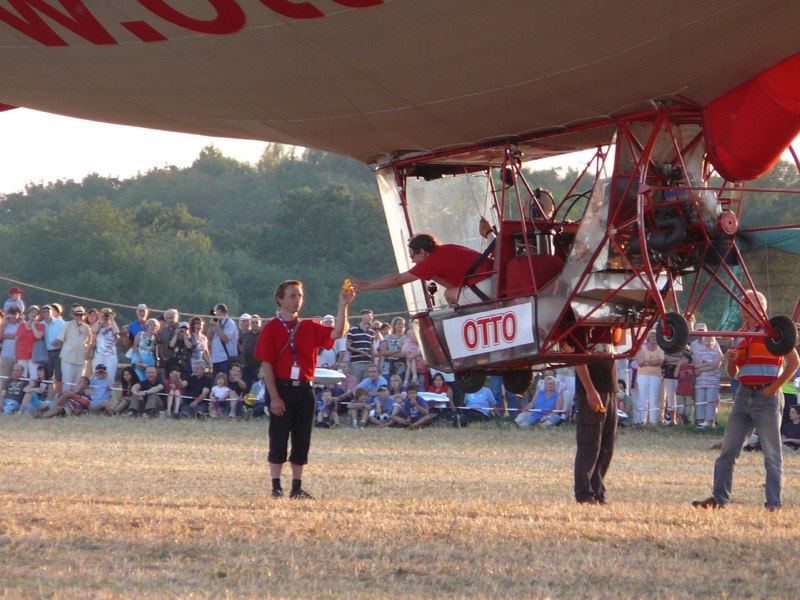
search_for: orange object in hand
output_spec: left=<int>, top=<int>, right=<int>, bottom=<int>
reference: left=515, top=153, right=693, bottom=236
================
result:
left=342, top=279, right=354, bottom=293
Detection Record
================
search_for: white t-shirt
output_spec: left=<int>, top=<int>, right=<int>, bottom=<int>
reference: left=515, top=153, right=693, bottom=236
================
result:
left=211, top=385, right=231, bottom=402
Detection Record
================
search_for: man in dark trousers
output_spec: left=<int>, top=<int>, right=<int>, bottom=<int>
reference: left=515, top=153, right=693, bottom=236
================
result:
left=573, top=344, right=618, bottom=505
left=255, top=279, right=354, bottom=499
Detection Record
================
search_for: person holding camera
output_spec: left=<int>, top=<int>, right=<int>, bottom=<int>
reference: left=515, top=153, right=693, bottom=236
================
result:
left=90, top=308, right=120, bottom=382
left=157, top=308, right=181, bottom=376
left=207, top=303, right=238, bottom=378
left=54, top=305, right=91, bottom=391
left=185, top=316, right=211, bottom=372
left=169, top=321, right=193, bottom=377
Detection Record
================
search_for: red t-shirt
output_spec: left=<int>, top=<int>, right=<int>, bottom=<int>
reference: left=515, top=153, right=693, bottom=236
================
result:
left=15, top=322, right=44, bottom=360
left=254, top=318, right=334, bottom=381
left=427, top=384, right=451, bottom=395
left=408, top=244, right=492, bottom=288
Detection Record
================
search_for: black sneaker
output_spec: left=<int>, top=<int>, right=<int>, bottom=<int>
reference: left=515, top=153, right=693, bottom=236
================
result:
left=692, top=496, right=722, bottom=509
left=289, top=488, right=314, bottom=500
left=271, top=488, right=284, bottom=499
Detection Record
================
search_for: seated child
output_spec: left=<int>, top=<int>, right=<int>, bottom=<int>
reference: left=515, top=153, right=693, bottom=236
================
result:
left=248, top=366, right=267, bottom=417
left=367, top=385, right=394, bottom=427
left=392, top=383, right=431, bottom=429
left=209, top=372, right=235, bottom=418
left=348, top=386, right=371, bottom=428
left=165, top=365, right=187, bottom=417
left=316, top=388, right=340, bottom=427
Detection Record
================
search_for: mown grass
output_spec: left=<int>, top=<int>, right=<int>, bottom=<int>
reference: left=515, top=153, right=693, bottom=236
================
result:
left=0, top=415, right=797, bottom=599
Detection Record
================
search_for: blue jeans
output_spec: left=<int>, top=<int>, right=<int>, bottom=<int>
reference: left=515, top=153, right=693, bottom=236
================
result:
left=490, top=375, right=519, bottom=410
left=712, top=386, right=783, bottom=509
left=243, top=366, right=260, bottom=390
left=212, top=361, right=230, bottom=379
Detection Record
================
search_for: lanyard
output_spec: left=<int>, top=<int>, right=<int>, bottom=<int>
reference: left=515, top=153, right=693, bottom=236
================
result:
left=277, top=315, right=298, bottom=365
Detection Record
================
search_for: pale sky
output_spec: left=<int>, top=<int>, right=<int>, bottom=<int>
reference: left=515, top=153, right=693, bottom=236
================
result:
left=0, top=108, right=591, bottom=197
left=2, top=108, right=795, bottom=197
left=0, top=108, right=270, bottom=194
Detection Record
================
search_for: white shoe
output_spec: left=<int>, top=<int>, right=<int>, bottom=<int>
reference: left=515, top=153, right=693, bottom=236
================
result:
left=698, top=421, right=709, bottom=428
left=352, top=420, right=358, bottom=428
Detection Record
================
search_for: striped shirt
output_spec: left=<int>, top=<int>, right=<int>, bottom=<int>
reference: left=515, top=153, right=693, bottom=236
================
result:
left=733, top=328, right=783, bottom=386
left=346, top=325, right=374, bottom=364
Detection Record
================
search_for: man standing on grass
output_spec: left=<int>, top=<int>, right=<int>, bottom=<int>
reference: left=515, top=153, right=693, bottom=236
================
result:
left=573, top=346, right=618, bottom=505
left=346, top=309, right=374, bottom=381
left=255, top=279, right=354, bottom=499
left=693, top=290, right=799, bottom=511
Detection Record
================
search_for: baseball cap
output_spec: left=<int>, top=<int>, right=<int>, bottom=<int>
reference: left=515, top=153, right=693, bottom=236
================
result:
left=72, top=306, right=86, bottom=315
left=8, top=286, right=23, bottom=294
left=695, top=323, right=708, bottom=332
left=137, top=304, right=148, bottom=310
left=100, top=307, right=115, bottom=316
left=95, top=364, right=107, bottom=372
left=323, top=314, right=335, bottom=322
left=378, top=385, right=389, bottom=391
left=51, top=303, right=63, bottom=314
left=240, top=313, right=252, bottom=320
left=179, top=321, right=190, bottom=329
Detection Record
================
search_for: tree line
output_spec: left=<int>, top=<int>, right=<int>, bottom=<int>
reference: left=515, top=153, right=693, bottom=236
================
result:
left=0, top=145, right=404, bottom=323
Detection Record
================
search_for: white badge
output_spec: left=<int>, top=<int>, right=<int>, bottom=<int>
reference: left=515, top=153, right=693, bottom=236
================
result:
left=290, top=363, right=300, bottom=380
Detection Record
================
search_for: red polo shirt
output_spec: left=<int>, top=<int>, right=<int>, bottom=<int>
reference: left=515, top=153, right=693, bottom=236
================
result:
left=408, top=244, right=492, bottom=288
left=254, top=318, right=334, bottom=381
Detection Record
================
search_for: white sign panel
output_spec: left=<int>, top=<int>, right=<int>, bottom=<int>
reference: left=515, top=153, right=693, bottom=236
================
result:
left=443, top=304, right=535, bottom=360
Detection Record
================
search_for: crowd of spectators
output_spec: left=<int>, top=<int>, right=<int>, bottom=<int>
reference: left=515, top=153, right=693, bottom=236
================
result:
left=3, top=285, right=798, bottom=440
left=0, top=288, right=559, bottom=427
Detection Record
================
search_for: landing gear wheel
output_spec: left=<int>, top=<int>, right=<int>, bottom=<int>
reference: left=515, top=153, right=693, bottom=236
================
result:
left=765, top=315, right=797, bottom=356
left=502, top=369, right=534, bottom=395
left=656, top=312, right=690, bottom=353
left=455, top=369, right=487, bottom=394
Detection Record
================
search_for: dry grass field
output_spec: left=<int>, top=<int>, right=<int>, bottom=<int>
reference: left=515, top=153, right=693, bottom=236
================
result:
left=1, top=415, right=798, bottom=599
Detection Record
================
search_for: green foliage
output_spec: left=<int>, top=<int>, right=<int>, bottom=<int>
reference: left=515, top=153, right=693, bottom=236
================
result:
left=0, top=145, right=403, bottom=320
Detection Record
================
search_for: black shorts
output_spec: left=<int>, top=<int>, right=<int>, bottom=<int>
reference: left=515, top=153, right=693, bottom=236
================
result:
left=268, top=380, right=316, bottom=465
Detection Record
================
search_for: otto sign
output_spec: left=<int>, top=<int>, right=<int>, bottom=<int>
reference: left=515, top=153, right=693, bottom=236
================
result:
left=443, top=304, right=534, bottom=360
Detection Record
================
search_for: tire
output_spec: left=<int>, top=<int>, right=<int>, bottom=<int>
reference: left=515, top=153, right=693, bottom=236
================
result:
left=502, top=369, right=534, bottom=395
left=655, top=312, right=690, bottom=353
left=455, top=369, right=487, bottom=394
left=765, top=315, right=797, bottom=356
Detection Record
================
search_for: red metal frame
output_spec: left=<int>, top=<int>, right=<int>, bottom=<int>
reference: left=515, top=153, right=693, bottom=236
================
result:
left=392, top=105, right=800, bottom=373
